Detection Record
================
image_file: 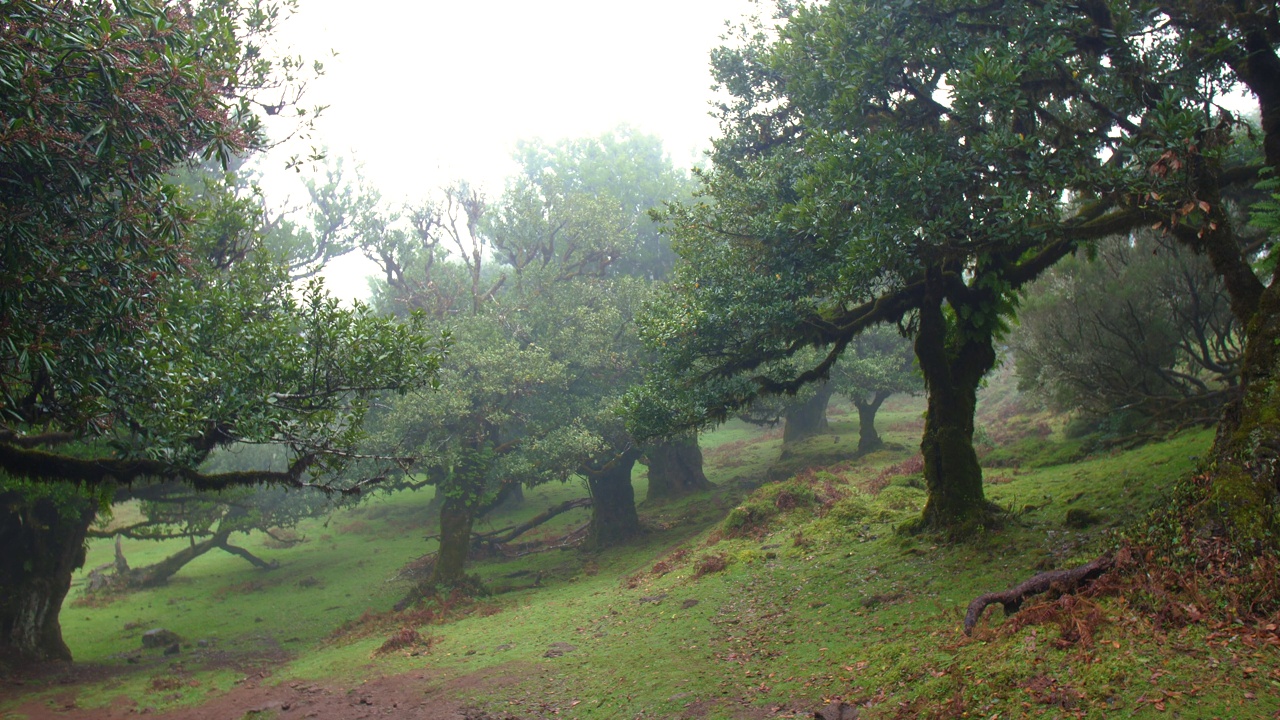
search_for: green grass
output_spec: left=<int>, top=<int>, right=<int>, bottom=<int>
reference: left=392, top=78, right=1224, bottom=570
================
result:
left=6, top=397, right=1277, bottom=719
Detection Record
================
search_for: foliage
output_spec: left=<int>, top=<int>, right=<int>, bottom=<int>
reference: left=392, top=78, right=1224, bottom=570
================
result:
left=1013, top=233, right=1243, bottom=428
left=0, top=0, right=444, bottom=665
left=831, top=326, right=920, bottom=406
left=363, top=131, right=687, bottom=583
left=634, top=0, right=1167, bottom=529
left=0, top=0, right=444, bottom=491
left=509, top=126, right=694, bottom=280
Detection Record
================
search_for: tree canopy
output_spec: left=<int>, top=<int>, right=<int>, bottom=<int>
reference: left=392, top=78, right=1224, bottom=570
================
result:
left=636, top=0, right=1274, bottom=534
left=0, top=0, right=445, bottom=665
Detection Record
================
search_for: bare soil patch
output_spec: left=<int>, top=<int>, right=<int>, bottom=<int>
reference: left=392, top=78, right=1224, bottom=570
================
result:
left=1, top=661, right=533, bottom=720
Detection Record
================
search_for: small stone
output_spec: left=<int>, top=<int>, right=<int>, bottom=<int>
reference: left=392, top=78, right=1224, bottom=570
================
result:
left=141, top=628, right=180, bottom=649
left=543, top=642, right=577, bottom=658
left=163, top=642, right=180, bottom=656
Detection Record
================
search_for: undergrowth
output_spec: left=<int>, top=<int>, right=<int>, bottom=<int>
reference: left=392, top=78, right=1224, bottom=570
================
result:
left=6, top=395, right=1277, bottom=719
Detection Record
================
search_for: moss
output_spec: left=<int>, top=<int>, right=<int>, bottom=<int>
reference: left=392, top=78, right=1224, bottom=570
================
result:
left=827, top=492, right=872, bottom=523
left=1064, top=508, right=1102, bottom=528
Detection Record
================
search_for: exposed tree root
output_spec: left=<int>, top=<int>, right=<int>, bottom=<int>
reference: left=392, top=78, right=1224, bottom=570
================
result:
left=964, top=555, right=1112, bottom=635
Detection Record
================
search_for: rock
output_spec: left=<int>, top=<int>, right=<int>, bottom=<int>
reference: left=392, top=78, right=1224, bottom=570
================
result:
left=814, top=700, right=859, bottom=719
left=141, top=628, right=180, bottom=649
left=1064, top=508, right=1101, bottom=528
left=543, top=642, right=577, bottom=658
left=163, top=642, right=180, bottom=656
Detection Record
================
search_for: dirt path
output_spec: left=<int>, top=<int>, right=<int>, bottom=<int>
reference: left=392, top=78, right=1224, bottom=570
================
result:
left=1, top=663, right=529, bottom=720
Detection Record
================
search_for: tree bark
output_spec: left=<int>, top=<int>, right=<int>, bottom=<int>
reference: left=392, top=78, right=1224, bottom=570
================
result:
left=130, top=532, right=228, bottom=588
left=585, top=451, right=642, bottom=549
left=853, top=390, right=892, bottom=454
left=1204, top=277, right=1280, bottom=543
left=215, top=540, right=277, bottom=570
left=428, top=493, right=477, bottom=588
left=782, top=382, right=834, bottom=444
left=913, top=278, right=998, bottom=533
left=646, top=433, right=711, bottom=501
left=0, top=492, right=96, bottom=666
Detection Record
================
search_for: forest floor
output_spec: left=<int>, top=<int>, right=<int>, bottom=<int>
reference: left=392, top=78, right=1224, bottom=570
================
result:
left=3, top=389, right=1279, bottom=719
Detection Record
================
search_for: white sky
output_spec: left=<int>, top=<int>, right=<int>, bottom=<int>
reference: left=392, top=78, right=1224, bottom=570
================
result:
left=255, top=0, right=757, bottom=300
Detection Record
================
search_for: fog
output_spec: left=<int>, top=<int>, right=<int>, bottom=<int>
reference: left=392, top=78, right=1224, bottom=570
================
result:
left=255, top=0, right=754, bottom=300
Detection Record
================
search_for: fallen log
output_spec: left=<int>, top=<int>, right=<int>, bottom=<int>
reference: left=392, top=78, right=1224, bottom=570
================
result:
left=963, top=555, right=1113, bottom=635
left=472, top=497, right=592, bottom=548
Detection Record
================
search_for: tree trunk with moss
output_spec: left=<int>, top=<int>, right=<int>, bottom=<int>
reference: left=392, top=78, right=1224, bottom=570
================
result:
left=646, top=434, right=711, bottom=501
left=913, top=279, right=997, bottom=533
left=585, top=451, right=641, bottom=549
left=429, top=492, right=477, bottom=588
left=417, top=442, right=494, bottom=595
left=783, top=382, right=834, bottom=444
left=0, top=492, right=95, bottom=666
left=853, top=390, right=892, bottom=455
left=1202, top=276, right=1280, bottom=543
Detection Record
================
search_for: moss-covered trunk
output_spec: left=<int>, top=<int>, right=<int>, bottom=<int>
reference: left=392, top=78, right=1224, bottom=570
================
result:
left=1204, top=278, right=1280, bottom=542
left=429, top=493, right=477, bottom=587
left=0, top=492, right=95, bottom=666
left=854, top=390, right=891, bottom=455
left=913, top=277, right=997, bottom=533
left=1171, top=147, right=1280, bottom=545
left=585, top=452, right=641, bottom=549
left=646, top=433, right=711, bottom=501
left=783, top=382, right=833, bottom=444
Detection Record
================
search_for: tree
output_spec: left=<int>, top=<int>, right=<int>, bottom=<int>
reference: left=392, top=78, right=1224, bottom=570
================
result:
left=88, top=444, right=342, bottom=590
left=1109, top=1, right=1280, bottom=545
left=644, top=433, right=712, bottom=501
left=832, top=326, right=921, bottom=455
left=366, top=131, right=698, bottom=584
left=635, top=0, right=1152, bottom=534
left=263, top=155, right=378, bottom=280
left=1013, top=233, right=1242, bottom=430
left=511, top=126, right=694, bottom=280
left=0, top=0, right=444, bottom=665
left=366, top=184, right=602, bottom=594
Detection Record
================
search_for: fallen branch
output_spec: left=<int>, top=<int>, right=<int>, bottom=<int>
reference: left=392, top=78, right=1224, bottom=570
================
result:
left=964, top=555, right=1113, bottom=635
left=473, top=498, right=591, bottom=547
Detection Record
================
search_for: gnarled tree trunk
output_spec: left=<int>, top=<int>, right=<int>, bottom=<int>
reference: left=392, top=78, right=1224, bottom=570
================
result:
left=914, top=277, right=997, bottom=533
left=853, top=390, right=892, bottom=454
left=1204, top=277, right=1280, bottom=543
left=0, top=492, right=96, bottom=666
left=429, top=492, right=477, bottom=588
left=782, top=381, right=834, bottom=444
left=584, top=450, right=641, bottom=549
left=646, top=433, right=711, bottom=501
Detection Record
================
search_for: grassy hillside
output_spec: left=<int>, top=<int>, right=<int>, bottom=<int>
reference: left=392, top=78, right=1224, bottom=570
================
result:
left=3, top=394, right=1277, bottom=720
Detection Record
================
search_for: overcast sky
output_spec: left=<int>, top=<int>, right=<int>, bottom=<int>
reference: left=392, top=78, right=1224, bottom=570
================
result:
left=256, top=0, right=756, bottom=299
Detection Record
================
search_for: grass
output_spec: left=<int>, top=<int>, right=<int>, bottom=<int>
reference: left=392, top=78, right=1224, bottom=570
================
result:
left=4, top=392, right=1278, bottom=719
